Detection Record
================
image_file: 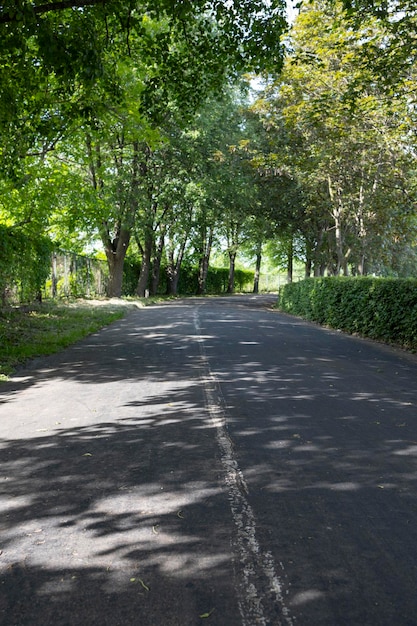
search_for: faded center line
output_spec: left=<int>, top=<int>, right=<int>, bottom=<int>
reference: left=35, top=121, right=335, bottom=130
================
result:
left=193, top=308, right=294, bottom=626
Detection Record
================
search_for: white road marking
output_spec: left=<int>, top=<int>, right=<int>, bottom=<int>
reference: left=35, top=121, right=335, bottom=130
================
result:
left=194, top=309, right=294, bottom=626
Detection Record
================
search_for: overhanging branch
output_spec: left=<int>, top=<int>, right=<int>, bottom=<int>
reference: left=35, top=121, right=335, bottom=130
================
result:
left=0, top=0, right=111, bottom=23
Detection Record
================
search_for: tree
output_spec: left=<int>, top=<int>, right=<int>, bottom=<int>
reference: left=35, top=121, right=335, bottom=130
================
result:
left=328, top=0, right=417, bottom=89
left=253, top=0, right=417, bottom=277
left=0, top=1, right=289, bottom=298
left=0, top=0, right=288, bottom=172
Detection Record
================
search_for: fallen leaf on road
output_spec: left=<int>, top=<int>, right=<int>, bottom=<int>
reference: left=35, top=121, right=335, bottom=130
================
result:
left=130, top=578, right=150, bottom=591
left=200, top=609, right=215, bottom=618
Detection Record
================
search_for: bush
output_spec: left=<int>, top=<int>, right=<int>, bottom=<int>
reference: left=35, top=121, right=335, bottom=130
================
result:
left=279, top=276, right=417, bottom=350
left=120, top=263, right=255, bottom=296
left=122, top=258, right=141, bottom=296
left=200, top=267, right=254, bottom=294
left=0, top=225, right=53, bottom=305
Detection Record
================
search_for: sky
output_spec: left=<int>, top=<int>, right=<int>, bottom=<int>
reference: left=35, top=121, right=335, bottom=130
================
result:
left=286, top=0, right=299, bottom=23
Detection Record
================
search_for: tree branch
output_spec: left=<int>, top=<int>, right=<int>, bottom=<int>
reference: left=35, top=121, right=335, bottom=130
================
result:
left=0, top=0, right=111, bottom=24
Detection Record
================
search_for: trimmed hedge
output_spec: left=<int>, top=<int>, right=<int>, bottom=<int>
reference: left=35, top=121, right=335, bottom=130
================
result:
left=122, top=263, right=254, bottom=296
left=279, top=277, right=417, bottom=351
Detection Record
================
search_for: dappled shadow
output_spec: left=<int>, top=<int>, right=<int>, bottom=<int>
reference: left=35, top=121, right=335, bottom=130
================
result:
left=0, top=309, right=204, bottom=409
left=1, top=295, right=417, bottom=624
left=196, top=301, right=417, bottom=624
left=0, top=562, right=227, bottom=626
left=0, top=296, right=277, bottom=403
left=0, top=379, right=238, bottom=625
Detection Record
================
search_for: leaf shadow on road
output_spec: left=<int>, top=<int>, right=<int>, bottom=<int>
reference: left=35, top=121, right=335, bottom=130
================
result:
left=0, top=305, right=247, bottom=626
left=204, top=306, right=417, bottom=625
left=1, top=297, right=417, bottom=625
left=0, top=394, right=241, bottom=625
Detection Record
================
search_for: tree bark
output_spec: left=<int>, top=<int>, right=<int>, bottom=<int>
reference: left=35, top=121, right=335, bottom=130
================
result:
left=328, top=175, right=349, bottom=275
left=103, top=226, right=131, bottom=297
left=150, top=231, right=165, bottom=296
left=197, top=227, right=213, bottom=295
left=136, top=235, right=153, bottom=297
left=253, top=249, right=262, bottom=293
left=88, top=135, right=140, bottom=297
left=227, top=251, right=236, bottom=294
left=286, top=237, right=294, bottom=283
left=166, top=240, right=187, bottom=296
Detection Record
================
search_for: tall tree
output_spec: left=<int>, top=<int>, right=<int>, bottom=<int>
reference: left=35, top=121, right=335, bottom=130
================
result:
left=254, top=0, right=416, bottom=276
left=0, top=0, right=288, bottom=172
left=0, top=1, right=288, bottom=296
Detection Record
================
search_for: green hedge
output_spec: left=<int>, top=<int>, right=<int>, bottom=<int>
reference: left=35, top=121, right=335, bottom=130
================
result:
left=279, top=277, right=417, bottom=350
left=0, top=225, right=53, bottom=305
left=203, top=267, right=254, bottom=294
left=122, top=263, right=254, bottom=296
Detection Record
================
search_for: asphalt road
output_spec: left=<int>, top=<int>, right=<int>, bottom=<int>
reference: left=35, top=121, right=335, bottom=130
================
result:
left=1, top=294, right=417, bottom=626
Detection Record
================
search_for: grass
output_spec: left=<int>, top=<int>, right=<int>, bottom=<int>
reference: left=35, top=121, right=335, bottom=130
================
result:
left=0, top=299, right=138, bottom=380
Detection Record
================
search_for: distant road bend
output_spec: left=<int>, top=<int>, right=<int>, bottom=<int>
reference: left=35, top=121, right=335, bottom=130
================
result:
left=1, top=294, right=417, bottom=625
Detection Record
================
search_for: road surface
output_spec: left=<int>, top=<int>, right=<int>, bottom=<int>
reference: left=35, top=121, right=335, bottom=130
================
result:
left=1, top=295, right=417, bottom=625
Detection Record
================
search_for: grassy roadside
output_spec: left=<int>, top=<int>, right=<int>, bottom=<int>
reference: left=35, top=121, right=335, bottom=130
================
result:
left=0, top=299, right=140, bottom=381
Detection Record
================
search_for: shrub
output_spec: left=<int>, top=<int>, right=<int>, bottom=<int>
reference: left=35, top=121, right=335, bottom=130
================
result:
left=121, top=262, right=254, bottom=297
left=0, top=225, right=53, bottom=305
left=279, top=277, right=417, bottom=350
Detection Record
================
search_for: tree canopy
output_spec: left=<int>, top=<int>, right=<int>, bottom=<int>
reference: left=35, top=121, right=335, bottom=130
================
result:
left=1, top=0, right=417, bottom=304
left=0, top=0, right=287, bottom=137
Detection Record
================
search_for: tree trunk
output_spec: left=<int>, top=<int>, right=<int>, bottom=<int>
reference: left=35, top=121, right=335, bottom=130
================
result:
left=89, top=135, right=141, bottom=298
left=150, top=232, right=165, bottom=296
left=197, top=227, right=213, bottom=295
left=166, top=265, right=178, bottom=295
left=335, top=219, right=349, bottom=276
left=166, top=240, right=187, bottom=296
left=103, top=226, right=131, bottom=297
left=253, top=249, right=262, bottom=293
left=357, top=254, right=366, bottom=276
left=304, top=240, right=312, bottom=278
left=51, top=252, right=58, bottom=297
left=227, top=251, right=236, bottom=294
left=167, top=258, right=181, bottom=295
left=136, top=235, right=153, bottom=297
left=197, top=254, right=210, bottom=295
left=286, top=237, right=294, bottom=283
left=328, top=175, right=349, bottom=276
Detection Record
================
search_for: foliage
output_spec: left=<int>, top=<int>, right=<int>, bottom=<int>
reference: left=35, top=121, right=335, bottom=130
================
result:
left=333, top=0, right=417, bottom=91
left=0, top=0, right=287, bottom=175
left=122, top=261, right=254, bottom=296
left=2, top=0, right=417, bottom=303
left=0, top=225, right=53, bottom=304
left=204, top=267, right=254, bottom=294
left=252, top=0, right=417, bottom=277
left=122, top=257, right=142, bottom=297
left=0, top=0, right=288, bottom=301
left=279, top=276, right=417, bottom=350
